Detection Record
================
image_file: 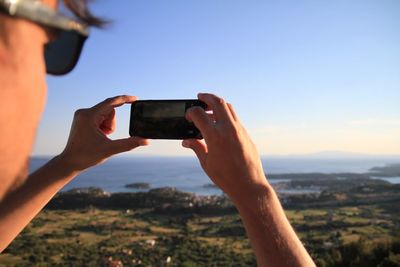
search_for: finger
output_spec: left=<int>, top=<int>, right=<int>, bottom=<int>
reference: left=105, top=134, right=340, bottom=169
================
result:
left=182, top=139, right=208, bottom=164
left=198, top=93, right=233, bottom=123
left=94, top=95, right=138, bottom=112
left=227, top=103, right=239, bottom=122
left=99, top=109, right=116, bottom=135
left=108, top=136, right=150, bottom=155
left=186, top=107, right=213, bottom=139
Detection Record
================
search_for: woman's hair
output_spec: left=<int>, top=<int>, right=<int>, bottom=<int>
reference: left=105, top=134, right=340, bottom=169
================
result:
left=62, top=0, right=107, bottom=27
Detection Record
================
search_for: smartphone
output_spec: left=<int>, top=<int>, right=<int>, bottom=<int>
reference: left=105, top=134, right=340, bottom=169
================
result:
left=129, top=99, right=207, bottom=139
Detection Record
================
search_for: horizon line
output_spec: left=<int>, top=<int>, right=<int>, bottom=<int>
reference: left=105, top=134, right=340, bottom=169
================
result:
left=30, top=152, right=400, bottom=159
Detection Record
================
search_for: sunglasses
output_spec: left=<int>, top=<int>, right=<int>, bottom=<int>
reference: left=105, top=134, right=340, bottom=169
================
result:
left=0, top=0, right=89, bottom=75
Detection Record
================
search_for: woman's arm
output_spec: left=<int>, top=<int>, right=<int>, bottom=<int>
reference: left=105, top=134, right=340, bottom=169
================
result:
left=0, top=95, right=148, bottom=252
left=183, top=93, right=315, bottom=267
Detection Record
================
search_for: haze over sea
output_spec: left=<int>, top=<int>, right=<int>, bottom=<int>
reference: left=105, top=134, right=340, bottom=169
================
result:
left=30, top=155, right=400, bottom=196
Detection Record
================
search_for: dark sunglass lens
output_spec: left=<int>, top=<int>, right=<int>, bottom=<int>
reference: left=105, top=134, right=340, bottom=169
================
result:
left=44, top=31, right=86, bottom=75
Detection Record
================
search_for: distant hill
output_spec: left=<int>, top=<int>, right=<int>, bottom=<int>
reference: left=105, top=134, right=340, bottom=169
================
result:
left=264, top=151, right=400, bottom=159
left=370, top=163, right=400, bottom=176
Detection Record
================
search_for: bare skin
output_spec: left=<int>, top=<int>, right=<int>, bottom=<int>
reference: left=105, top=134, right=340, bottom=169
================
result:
left=183, top=93, right=316, bottom=267
left=0, top=0, right=58, bottom=199
left=0, top=14, right=48, bottom=199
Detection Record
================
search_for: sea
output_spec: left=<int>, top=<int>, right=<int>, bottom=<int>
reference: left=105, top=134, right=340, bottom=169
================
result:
left=29, top=156, right=400, bottom=196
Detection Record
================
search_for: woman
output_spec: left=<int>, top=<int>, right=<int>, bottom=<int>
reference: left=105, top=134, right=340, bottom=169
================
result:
left=0, top=0, right=314, bottom=266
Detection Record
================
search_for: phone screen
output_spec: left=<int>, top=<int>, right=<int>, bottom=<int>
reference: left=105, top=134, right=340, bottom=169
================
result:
left=129, top=99, right=206, bottom=139
left=141, top=102, right=186, bottom=118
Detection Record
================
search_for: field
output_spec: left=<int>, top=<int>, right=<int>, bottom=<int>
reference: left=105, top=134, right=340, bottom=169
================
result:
left=1, top=200, right=399, bottom=266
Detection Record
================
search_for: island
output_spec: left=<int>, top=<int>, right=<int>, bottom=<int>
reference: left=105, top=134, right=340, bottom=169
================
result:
left=125, top=182, right=151, bottom=189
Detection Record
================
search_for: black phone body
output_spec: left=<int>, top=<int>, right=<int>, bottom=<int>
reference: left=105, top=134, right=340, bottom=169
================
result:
left=129, top=99, right=206, bottom=139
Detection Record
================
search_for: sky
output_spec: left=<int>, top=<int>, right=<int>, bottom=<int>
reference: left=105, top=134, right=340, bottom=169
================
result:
left=33, top=0, right=400, bottom=156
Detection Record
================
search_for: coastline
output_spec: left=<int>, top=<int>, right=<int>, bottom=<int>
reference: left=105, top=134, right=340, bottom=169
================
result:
left=56, top=162, right=400, bottom=197
left=29, top=156, right=400, bottom=196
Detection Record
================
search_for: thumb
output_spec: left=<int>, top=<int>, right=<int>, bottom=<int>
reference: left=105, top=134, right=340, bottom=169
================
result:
left=108, top=137, right=150, bottom=155
left=186, top=107, right=212, bottom=140
left=182, top=139, right=208, bottom=165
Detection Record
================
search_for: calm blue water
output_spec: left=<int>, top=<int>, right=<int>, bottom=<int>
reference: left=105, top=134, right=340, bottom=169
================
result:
left=29, top=156, right=400, bottom=195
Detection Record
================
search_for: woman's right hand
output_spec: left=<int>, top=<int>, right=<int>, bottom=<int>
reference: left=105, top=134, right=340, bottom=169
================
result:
left=182, top=93, right=270, bottom=205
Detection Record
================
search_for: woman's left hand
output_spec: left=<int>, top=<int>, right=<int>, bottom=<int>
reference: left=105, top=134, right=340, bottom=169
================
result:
left=60, top=95, right=149, bottom=171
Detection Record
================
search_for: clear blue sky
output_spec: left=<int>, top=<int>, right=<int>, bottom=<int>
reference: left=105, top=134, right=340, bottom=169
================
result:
left=33, top=0, right=400, bottom=156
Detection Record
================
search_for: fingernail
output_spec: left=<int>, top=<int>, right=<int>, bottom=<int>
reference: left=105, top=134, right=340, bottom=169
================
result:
left=136, top=138, right=149, bottom=146
left=141, top=140, right=150, bottom=146
left=185, top=110, right=193, bottom=120
left=182, top=140, right=189, bottom=148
